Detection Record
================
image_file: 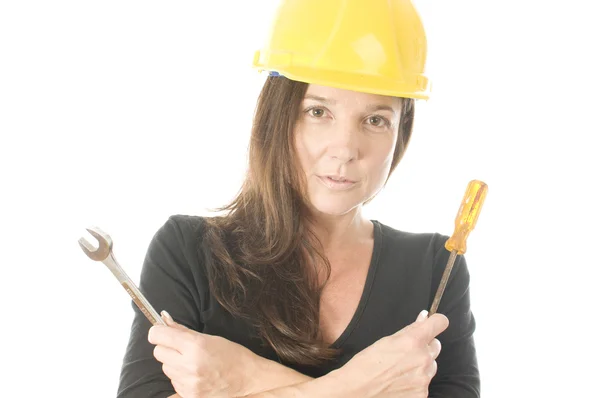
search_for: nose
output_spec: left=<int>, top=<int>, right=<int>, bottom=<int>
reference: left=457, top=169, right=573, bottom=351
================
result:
left=327, top=123, right=359, bottom=163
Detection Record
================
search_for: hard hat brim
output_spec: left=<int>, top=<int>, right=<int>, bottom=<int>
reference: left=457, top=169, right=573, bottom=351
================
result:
left=254, top=54, right=430, bottom=101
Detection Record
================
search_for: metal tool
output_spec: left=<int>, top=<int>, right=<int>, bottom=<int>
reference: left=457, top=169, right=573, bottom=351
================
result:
left=78, top=227, right=166, bottom=326
left=429, top=180, right=488, bottom=315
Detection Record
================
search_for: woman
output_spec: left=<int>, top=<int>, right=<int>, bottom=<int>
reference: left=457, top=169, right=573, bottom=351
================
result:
left=117, top=1, right=480, bottom=397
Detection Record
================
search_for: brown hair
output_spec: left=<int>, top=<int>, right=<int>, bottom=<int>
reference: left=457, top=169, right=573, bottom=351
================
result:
left=203, top=76, right=415, bottom=366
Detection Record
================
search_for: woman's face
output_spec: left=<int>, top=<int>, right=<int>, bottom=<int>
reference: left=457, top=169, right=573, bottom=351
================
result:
left=294, top=84, right=402, bottom=217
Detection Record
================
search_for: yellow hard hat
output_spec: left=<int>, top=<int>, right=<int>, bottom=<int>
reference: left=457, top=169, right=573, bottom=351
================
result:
left=253, top=0, right=430, bottom=100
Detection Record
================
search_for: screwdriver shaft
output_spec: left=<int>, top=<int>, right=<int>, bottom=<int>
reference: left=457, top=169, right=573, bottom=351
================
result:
left=429, top=250, right=458, bottom=315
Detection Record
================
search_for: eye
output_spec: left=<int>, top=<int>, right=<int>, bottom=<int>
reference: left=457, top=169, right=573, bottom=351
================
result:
left=366, top=115, right=391, bottom=128
left=305, top=106, right=327, bottom=118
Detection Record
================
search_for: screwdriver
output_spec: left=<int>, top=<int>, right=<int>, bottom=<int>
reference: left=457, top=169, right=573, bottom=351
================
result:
left=429, top=179, right=488, bottom=315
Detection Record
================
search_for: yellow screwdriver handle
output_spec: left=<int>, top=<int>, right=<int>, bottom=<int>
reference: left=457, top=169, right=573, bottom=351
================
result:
left=445, top=180, right=488, bottom=255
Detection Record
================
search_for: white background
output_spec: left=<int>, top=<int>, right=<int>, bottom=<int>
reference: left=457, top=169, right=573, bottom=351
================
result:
left=1, top=1, right=599, bottom=396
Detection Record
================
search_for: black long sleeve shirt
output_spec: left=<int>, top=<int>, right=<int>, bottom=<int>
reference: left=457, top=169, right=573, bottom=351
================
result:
left=116, top=215, right=480, bottom=397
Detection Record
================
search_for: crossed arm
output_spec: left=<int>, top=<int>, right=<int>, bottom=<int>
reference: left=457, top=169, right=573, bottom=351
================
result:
left=156, top=312, right=357, bottom=398
left=166, top=358, right=315, bottom=398
left=150, top=310, right=452, bottom=398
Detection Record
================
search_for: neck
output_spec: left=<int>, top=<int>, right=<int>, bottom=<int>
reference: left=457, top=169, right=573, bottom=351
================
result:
left=308, top=207, right=373, bottom=251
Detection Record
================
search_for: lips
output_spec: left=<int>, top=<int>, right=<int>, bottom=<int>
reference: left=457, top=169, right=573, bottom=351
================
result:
left=322, top=175, right=356, bottom=183
left=317, top=175, right=358, bottom=190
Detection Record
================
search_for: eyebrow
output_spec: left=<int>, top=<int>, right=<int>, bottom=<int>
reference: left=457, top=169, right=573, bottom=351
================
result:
left=303, top=94, right=397, bottom=115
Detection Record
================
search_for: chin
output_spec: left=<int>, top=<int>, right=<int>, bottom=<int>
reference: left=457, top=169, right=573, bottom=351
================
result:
left=308, top=195, right=362, bottom=217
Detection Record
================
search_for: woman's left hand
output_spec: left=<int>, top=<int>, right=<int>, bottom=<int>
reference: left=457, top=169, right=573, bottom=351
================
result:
left=148, top=311, right=259, bottom=398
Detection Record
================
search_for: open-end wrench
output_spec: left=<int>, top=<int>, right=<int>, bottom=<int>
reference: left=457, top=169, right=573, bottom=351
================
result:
left=78, top=227, right=166, bottom=326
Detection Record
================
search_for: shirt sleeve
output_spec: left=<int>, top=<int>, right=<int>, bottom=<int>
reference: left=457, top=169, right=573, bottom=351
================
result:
left=116, top=216, right=204, bottom=398
left=428, top=235, right=481, bottom=398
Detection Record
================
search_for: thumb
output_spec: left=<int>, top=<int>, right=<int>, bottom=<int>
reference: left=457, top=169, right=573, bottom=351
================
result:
left=392, top=309, right=432, bottom=338
left=160, top=310, right=187, bottom=330
left=415, top=310, right=429, bottom=323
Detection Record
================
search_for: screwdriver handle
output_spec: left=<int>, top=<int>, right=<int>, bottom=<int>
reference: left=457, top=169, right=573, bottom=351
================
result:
left=445, top=180, right=488, bottom=255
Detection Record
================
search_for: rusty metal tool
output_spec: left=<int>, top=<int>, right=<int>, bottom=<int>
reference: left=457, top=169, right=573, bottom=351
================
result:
left=429, top=180, right=488, bottom=316
left=78, top=227, right=166, bottom=326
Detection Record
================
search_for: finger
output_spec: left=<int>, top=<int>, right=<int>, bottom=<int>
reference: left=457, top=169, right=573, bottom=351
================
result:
left=153, top=344, right=183, bottom=365
left=401, top=361, right=438, bottom=391
left=426, top=359, right=438, bottom=379
left=417, top=313, right=449, bottom=342
left=415, top=309, right=429, bottom=323
left=161, top=310, right=191, bottom=332
left=428, top=338, right=442, bottom=359
left=161, top=363, right=181, bottom=381
left=161, top=310, right=176, bottom=325
left=394, top=311, right=447, bottom=338
left=171, top=379, right=185, bottom=397
left=148, top=325, right=195, bottom=352
left=391, top=310, right=430, bottom=338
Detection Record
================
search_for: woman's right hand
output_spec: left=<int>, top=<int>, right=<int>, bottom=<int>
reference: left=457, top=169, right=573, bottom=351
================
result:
left=338, top=310, right=449, bottom=398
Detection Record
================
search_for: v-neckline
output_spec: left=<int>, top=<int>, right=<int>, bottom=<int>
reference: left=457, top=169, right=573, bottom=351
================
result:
left=328, top=220, right=383, bottom=349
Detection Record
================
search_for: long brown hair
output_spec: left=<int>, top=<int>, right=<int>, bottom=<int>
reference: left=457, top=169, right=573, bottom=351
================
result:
left=203, top=76, right=415, bottom=366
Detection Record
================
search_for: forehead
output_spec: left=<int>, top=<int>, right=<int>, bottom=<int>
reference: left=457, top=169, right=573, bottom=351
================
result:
left=304, top=84, right=401, bottom=109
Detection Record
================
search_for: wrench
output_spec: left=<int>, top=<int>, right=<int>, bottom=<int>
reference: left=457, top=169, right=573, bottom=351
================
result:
left=78, top=227, right=166, bottom=326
